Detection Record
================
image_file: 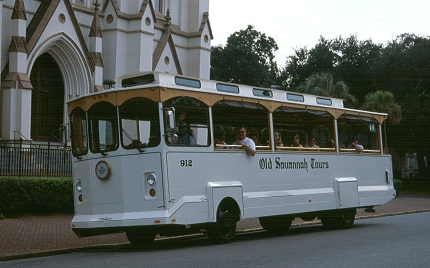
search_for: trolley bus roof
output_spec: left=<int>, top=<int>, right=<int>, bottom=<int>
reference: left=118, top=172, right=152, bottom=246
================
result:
left=68, top=72, right=388, bottom=124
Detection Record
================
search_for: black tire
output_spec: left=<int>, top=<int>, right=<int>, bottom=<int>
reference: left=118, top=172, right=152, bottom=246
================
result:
left=207, top=201, right=239, bottom=243
left=320, top=208, right=356, bottom=229
left=259, top=215, right=293, bottom=234
left=126, top=228, right=156, bottom=246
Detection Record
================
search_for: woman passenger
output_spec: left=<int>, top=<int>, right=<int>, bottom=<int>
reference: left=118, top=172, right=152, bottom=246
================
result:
left=307, top=136, right=319, bottom=148
left=291, top=133, right=303, bottom=148
left=274, top=131, right=283, bottom=148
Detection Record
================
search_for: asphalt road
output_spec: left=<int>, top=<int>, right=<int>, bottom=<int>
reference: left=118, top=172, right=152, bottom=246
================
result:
left=3, top=212, right=430, bottom=268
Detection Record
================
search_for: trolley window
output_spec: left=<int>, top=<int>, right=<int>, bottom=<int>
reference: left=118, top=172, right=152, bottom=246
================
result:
left=70, top=107, right=88, bottom=157
left=119, top=97, right=160, bottom=149
left=338, top=114, right=380, bottom=153
left=122, top=73, right=155, bottom=88
left=272, top=106, right=335, bottom=151
left=287, top=93, right=304, bottom=102
left=212, top=100, right=270, bottom=150
left=175, top=77, right=201, bottom=88
left=216, top=83, right=239, bottom=94
left=164, top=97, right=210, bottom=146
left=87, top=102, right=119, bottom=154
left=316, top=97, right=332, bottom=106
left=253, top=88, right=273, bottom=98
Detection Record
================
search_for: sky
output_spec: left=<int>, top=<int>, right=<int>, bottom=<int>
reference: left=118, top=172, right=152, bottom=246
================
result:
left=209, top=0, right=430, bottom=64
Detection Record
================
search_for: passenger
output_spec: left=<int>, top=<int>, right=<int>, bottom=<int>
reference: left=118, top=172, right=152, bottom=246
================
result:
left=307, top=136, right=319, bottom=149
left=291, top=133, right=303, bottom=148
left=274, top=131, right=284, bottom=148
left=251, top=134, right=261, bottom=146
left=214, top=131, right=227, bottom=148
left=347, top=136, right=363, bottom=153
left=233, top=127, right=256, bottom=156
left=177, top=121, right=196, bottom=145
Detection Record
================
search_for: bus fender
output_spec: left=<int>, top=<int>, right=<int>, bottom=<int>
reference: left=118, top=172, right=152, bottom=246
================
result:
left=206, top=181, right=244, bottom=222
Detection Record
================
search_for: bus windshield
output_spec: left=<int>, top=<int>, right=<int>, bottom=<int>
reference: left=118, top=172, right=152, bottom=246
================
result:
left=119, top=97, right=160, bottom=148
left=88, top=102, right=119, bottom=154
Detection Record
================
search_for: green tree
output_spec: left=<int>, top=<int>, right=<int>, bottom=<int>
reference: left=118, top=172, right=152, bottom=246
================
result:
left=210, top=25, right=279, bottom=87
left=373, top=33, right=430, bottom=103
left=295, top=72, right=357, bottom=107
left=281, top=35, right=382, bottom=102
left=332, top=36, right=382, bottom=102
left=373, top=33, right=430, bottom=153
left=282, top=36, right=337, bottom=89
left=361, top=91, right=401, bottom=125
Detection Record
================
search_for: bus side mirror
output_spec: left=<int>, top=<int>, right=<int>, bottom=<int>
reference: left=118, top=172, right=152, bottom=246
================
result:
left=164, top=107, right=176, bottom=133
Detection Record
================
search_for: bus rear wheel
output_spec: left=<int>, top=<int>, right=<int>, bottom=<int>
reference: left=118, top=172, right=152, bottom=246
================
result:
left=126, top=228, right=156, bottom=246
left=259, top=215, right=293, bottom=234
left=320, top=208, right=356, bottom=229
left=207, top=201, right=239, bottom=243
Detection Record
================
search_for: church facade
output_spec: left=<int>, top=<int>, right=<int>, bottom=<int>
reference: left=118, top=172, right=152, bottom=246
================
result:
left=0, top=0, right=212, bottom=143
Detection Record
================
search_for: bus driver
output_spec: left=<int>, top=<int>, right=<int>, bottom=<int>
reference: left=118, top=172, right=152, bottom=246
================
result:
left=177, top=121, right=196, bottom=145
left=233, top=127, right=256, bottom=156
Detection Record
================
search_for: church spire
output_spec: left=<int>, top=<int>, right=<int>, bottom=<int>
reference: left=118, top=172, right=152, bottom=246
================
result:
left=11, top=0, right=26, bottom=20
left=164, top=9, right=171, bottom=31
left=89, top=0, right=104, bottom=92
left=89, top=0, right=102, bottom=38
left=1, top=0, right=33, bottom=141
left=3, top=0, right=31, bottom=89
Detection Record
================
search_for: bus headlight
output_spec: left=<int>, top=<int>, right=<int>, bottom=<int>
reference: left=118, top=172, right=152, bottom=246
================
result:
left=76, top=180, right=82, bottom=192
left=146, top=174, right=156, bottom=186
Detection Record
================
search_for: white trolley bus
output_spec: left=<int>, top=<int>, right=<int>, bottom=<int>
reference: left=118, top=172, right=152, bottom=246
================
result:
left=69, top=72, right=396, bottom=244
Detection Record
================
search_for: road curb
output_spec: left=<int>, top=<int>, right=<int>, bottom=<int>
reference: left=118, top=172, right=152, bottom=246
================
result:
left=2, top=209, right=430, bottom=262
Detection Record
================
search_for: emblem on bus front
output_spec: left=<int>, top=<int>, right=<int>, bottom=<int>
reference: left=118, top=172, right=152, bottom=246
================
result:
left=95, top=160, right=111, bottom=180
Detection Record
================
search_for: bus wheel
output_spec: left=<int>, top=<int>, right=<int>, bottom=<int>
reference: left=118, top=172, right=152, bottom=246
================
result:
left=126, top=228, right=156, bottom=246
left=259, top=215, right=293, bottom=234
left=207, top=201, right=239, bottom=243
left=320, top=208, right=356, bottom=229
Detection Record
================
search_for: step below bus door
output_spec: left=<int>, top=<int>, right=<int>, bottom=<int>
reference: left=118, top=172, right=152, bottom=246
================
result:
left=335, top=177, right=360, bottom=208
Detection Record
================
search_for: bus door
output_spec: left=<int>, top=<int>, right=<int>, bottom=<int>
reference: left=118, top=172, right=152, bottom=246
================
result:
left=119, top=152, right=165, bottom=212
left=90, top=157, right=124, bottom=206
left=90, top=153, right=165, bottom=212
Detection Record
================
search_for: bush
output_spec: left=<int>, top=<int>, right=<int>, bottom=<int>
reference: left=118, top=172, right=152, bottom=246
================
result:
left=393, top=179, right=403, bottom=196
left=0, top=177, right=73, bottom=214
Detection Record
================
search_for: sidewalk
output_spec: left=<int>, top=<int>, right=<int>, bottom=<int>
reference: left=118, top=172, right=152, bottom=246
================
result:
left=1, top=194, right=430, bottom=261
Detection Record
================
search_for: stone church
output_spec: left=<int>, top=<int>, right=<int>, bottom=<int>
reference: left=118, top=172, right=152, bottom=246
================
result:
left=0, top=0, right=212, bottom=144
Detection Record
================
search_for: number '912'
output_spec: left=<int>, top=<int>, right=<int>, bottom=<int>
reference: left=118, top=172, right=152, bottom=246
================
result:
left=180, top=160, right=192, bottom=167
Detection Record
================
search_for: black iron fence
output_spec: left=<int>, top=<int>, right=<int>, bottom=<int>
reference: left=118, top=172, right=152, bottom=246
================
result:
left=0, top=140, right=72, bottom=177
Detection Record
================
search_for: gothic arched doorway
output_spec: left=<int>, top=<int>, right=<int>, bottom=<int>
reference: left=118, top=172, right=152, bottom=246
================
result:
left=30, top=53, right=65, bottom=143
